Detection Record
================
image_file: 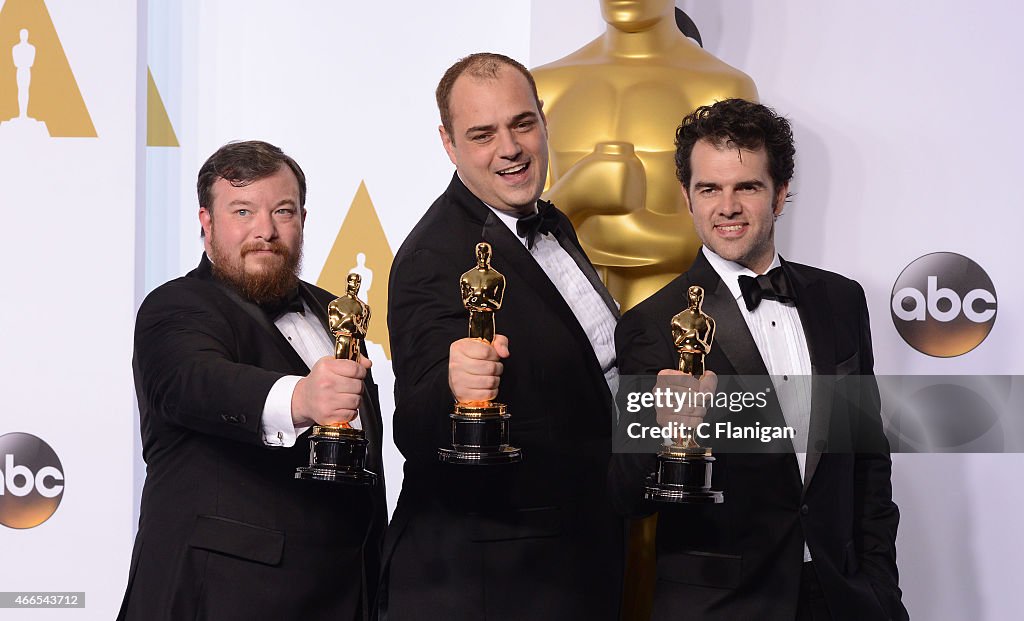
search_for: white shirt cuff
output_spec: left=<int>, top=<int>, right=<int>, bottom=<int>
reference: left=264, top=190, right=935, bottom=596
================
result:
left=261, top=375, right=364, bottom=446
left=261, top=375, right=309, bottom=447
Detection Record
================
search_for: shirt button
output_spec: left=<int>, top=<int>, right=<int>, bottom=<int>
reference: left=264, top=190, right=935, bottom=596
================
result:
left=771, top=321, right=776, bottom=327
left=783, top=375, right=789, bottom=381
left=800, top=505, right=809, bottom=515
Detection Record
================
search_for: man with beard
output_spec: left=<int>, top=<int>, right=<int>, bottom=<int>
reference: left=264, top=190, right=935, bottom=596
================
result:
left=119, top=141, right=387, bottom=621
left=383, top=54, right=624, bottom=620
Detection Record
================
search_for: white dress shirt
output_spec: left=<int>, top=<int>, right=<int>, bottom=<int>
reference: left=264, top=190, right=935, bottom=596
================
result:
left=487, top=205, right=620, bottom=397
left=702, top=247, right=813, bottom=561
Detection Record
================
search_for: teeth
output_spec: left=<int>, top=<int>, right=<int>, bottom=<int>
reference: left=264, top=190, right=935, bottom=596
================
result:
left=718, top=224, right=744, bottom=231
left=498, top=163, right=527, bottom=175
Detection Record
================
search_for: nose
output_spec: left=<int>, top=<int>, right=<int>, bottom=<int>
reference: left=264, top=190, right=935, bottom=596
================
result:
left=720, top=189, right=742, bottom=217
left=496, top=128, right=522, bottom=160
left=252, top=209, right=277, bottom=240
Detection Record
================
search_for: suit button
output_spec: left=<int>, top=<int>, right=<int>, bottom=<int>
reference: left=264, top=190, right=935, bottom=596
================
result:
left=800, top=504, right=809, bottom=515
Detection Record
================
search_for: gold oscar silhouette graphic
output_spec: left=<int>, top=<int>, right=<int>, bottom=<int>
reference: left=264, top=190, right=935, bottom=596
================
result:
left=533, top=0, right=757, bottom=312
left=438, top=243, right=522, bottom=465
left=295, top=273, right=377, bottom=485
left=0, top=0, right=96, bottom=137
left=319, top=181, right=394, bottom=360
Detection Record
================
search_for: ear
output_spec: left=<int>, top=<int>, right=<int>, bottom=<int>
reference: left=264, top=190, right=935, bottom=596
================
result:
left=301, top=207, right=307, bottom=227
left=199, top=207, right=213, bottom=236
left=198, top=207, right=214, bottom=252
left=440, top=125, right=457, bottom=166
left=773, top=182, right=789, bottom=217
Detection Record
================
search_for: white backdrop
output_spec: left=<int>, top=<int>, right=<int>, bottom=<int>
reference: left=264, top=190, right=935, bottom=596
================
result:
left=0, top=0, right=140, bottom=617
left=1, top=0, right=1020, bottom=618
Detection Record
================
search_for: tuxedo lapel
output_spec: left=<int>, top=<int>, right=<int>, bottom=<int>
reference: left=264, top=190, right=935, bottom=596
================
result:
left=688, top=252, right=795, bottom=455
left=687, top=252, right=768, bottom=379
left=784, top=260, right=837, bottom=492
left=447, top=174, right=612, bottom=400
left=481, top=211, right=604, bottom=366
left=547, top=204, right=619, bottom=319
left=195, top=254, right=309, bottom=374
left=298, top=281, right=333, bottom=335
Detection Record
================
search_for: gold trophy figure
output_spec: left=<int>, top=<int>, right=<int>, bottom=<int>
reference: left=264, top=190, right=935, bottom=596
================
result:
left=533, top=0, right=758, bottom=311
left=461, top=242, right=505, bottom=346
left=672, top=285, right=715, bottom=386
left=644, top=285, right=723, bottom=503
left=329, top=273, right=372, bottom=363
left=438, top=243, right=522, bottom=465
left=295, top=273, right=377, bottom=485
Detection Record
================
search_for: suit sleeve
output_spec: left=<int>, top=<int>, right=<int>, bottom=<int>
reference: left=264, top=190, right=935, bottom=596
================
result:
left=850, top=282, right=909, bottom=620
left=133, top=281, right=284, bottom=445
left=388, top=247, right=468, bottom=464
left=608, top=306, right=671, bottom=517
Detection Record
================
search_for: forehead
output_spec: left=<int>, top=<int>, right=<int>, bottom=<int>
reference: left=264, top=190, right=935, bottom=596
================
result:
left=690, top=139, right=770, bottom=184
left=210, top=165, right=299, bottom=205
left=448, top=68, right=538, bottom=131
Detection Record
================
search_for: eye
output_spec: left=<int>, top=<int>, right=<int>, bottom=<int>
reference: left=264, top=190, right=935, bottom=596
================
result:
left=274, top=207, right=296, bottom=217
left=236, top=208, right=251, bottom=216
left=470, top=133, right=493, bottom=143
left=515, top=120, right=535, bottom=131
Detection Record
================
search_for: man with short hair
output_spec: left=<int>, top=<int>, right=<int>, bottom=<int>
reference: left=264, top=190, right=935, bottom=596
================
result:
left=612, top=99, right=908, bottom=620
left=383, top=53, right=624, bottom=620
left=119, top=141, right=387, bottom=621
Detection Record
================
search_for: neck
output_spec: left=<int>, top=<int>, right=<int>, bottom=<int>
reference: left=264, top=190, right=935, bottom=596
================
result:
left=602, top=17, right=684, bottom=58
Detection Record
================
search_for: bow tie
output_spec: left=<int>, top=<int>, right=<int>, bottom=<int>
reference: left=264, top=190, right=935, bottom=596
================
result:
left=737, top=266, right=798, bottom=311
left=515, top=202, right=559, bottom=249
left=260, top=289, right=305, bottom=320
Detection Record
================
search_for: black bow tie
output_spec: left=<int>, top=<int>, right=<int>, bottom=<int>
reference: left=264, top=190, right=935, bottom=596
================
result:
left=260, top=289, right=305, bottom=320
left=515, top=202, right=559, bottom=249
left=737, top=266, right=798, bottom=311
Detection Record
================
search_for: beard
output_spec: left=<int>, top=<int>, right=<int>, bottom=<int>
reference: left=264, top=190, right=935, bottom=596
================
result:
left=209, top=234, right=303, bottom=305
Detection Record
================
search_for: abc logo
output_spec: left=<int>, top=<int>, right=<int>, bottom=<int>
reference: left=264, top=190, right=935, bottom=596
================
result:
left=0, top=433, right=65, bottom=529
left=891, top=252, right=997, bottom=357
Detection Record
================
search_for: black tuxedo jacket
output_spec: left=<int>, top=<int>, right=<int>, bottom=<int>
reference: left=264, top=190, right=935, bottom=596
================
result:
left=611, top=250, right=907, bottom=621
left=383, top=174, right=625, bottom=620
left=119, top=254, right=387, bottom=621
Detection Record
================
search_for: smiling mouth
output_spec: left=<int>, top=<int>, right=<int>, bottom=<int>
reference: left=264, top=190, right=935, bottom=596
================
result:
left=497, top=162, right=529, bottom=177
left=714, top=223, right=748, bottom=235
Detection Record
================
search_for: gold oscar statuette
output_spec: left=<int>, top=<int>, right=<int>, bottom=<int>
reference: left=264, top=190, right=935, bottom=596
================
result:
left=438, top=243, right=522, bottom=465
left=295, top=273, right=377, bottom=485
left=533, top=0, right=758, bottom=312
left=644, top=285, right=723, bottom=503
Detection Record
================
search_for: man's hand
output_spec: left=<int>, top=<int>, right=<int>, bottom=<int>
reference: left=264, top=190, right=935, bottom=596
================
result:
left=291, top=354, right=372, bottom=427
left=654, top=369, right=718, bottom=437
left=449, top=335, right=510, bottom=404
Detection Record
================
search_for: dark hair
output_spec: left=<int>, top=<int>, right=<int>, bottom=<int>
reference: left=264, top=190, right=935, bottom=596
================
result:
left=197, top=140, right=307, bottom=211
left=436, top=52, right=541, bottom=137
left=674, top=98, right=795, bottom=191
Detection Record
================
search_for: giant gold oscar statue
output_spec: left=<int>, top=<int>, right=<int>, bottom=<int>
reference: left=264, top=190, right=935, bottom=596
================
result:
left=532, top=2, right=757, bottom=618
left=534, top=0, right=758, bottom=311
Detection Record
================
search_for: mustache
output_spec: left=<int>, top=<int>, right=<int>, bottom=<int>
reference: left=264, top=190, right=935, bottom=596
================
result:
left=241, top=240, right=288, bottom=256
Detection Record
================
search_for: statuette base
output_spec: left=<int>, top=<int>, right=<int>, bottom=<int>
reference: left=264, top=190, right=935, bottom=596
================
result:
left=438, top=402, right=521, bottom=465
left=644, top=446, right=723, bottom=504
left=295, top=425, right=377, bottom=486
